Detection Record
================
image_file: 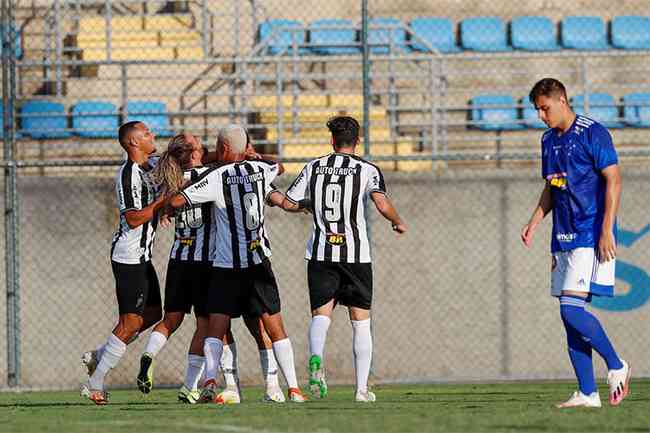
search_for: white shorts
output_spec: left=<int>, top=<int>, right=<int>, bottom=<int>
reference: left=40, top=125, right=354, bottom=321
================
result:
left=551, top=247, right=615, bottom=298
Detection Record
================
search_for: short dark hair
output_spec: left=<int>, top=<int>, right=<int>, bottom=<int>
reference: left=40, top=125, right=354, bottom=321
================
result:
left=529, top=78, right=568, bottom=104
left=327, top=116, right=360, bottom=147
left=118, top=121, right=142, bottom=146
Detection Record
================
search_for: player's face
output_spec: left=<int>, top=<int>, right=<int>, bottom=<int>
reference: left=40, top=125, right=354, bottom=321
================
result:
left=534, top=94, right=566, bottom=129
left=135, top=123, right=156, bottom=155
left=188, top=134, right=204, bottom=164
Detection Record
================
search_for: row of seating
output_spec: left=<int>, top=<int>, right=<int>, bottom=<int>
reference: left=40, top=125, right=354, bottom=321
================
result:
left=7, top=100, right=173, bottom=139
left=259, top=15, right=650, bottom=55
left=471, top=92, right=650, bottom=130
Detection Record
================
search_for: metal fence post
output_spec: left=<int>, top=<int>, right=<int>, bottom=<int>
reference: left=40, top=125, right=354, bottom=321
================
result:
left=361, top=0, right=370, bottom=157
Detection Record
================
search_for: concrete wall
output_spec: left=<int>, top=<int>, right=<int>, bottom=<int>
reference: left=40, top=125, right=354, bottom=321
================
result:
left=2, top=163, right=650, bottom=390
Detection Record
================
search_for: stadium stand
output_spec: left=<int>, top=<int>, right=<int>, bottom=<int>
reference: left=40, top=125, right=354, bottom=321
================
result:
left=611, top=16, right=650, bottom=50
left=511, top=16, right=560, bottom=51
left=367, top=17, right=407, bottom=54
left=71, top=101, right=119, bottom=139
left=561, top=16, right=610, bottom=50
left=0, top=25, right=21, bottom=59
left=571, top=93, right=623, bottom=128
left=125, top=101, right=174, bottom=137
left=257, top=19, right=307, bottom=55
left=470, top=95, right=523, bottom=130
left=623, top=93, right=650, bottom=127
left=460, top=17, right=511, bottom=52
left=308, top=18, right=359, bottom=55
left=20, top=100, right=71, bottom=139
left=408, top=17, right=460, bottom=53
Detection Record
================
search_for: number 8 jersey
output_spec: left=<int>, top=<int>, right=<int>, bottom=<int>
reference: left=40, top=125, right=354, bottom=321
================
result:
left=285, top=152, right=386, bottom=263
left=180, top=160, right=279, bottom=269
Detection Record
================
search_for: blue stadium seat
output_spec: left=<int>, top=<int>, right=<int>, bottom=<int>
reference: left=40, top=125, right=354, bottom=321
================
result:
left=470, top=95, right=523, bottom=130
left=521, top=98, right=547, bottom=129
left=623, top=93, right=650, bottom=127
left=511, top=16, right=560, bottom=51
left=611, top=16, right=650, bottom=50
left=72, top=101, right=119, bottom=138
left=408, top=17, right=460, bottom=53
left=0, top=25, right=21, bottom=59
left=258, top=19, right=307, bottom=55
left=561, top=16, right=610, bottom=50
left=20, top=100, right=71, bottom=139
left=125, top=101, right=173, bottom=137
left=309, top=19, right=359, bottom=55
left=368, top=17, right=406, bottom=54
left=571, top=93, right=622, bottom=128
left=460, top=17, right=511, bottom=52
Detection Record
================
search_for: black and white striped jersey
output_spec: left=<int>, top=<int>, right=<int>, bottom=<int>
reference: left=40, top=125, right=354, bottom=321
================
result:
left=180, top=160, right=279, bottom=269
left=169, top=166, right=215, bottom=262
left=111, top=157, right=159, bottom=264
left=285, top=152, right=386, bottom=263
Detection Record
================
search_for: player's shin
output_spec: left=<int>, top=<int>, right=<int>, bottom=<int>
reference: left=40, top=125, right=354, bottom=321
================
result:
left=88, top=334, right=126, bottom=391
left=351, top=318, right=372, bottom=395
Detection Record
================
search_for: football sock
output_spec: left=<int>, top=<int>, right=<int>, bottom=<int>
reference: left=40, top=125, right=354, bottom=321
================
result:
left=272, top=338, right=299, bottom=389
left=563, top=319, right=597, bottom=395
left=259, top=349, right=280, bottom=388
left=220, top=343, right=239, bottom=389
left=560, top=296, right=623, bottom=370
left=89, top=333, right=126, bottom=390
left=95, top=343, right=106, bottom=363
left=143, top=331, right=167, bottom=357
left=309, top=315, right=331, bottom=358
left=351, top=319, right=372, bottom=394
left=184, top=354, right=205, bottom=390
left=203, top=337, right=224, bottom=383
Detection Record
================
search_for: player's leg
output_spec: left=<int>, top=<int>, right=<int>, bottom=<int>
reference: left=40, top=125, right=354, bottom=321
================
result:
left=178, top=314, right=207, bottom=404
left=200, top=313, right=231, bottom=403
left=216, top=325, right=241, bottom=403
left=244, top=315, right=284, bottom=402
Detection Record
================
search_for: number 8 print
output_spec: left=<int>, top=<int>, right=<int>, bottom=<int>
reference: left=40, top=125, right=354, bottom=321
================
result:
left=243, top=192, right=260, bottom=230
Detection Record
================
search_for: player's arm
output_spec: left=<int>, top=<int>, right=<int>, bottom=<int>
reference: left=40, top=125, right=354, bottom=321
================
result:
left=521, top=180, right=553, bottom=247
left=371, top=192, right=406, bottom=234
left=598, top=164, right=621, bottom=262
left=123, top=195, right=166, bottom=229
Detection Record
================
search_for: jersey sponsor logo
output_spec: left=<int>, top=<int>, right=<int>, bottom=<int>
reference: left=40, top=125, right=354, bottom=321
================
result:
left=556, top=232, right=577, bottom=242
left=226, top=172, right=264, bottom=185
left=177, top=236, right=195, bottom=246
left=193, top=178, right=209, bottom=190
left=326, top=232, right=346, bottom=246
left=248, top=239, right=261, bottom=252
left=547, top=172, right=568, bottom=190
left=314, top=166, right=359, bottom=176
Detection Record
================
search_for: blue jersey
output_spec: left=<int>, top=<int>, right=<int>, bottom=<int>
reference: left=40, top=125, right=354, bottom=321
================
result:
left=541, top=115, right=618, bottom=253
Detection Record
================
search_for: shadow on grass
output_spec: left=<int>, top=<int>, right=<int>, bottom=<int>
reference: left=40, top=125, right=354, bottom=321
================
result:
left=0, top=401, right=175, bottom=409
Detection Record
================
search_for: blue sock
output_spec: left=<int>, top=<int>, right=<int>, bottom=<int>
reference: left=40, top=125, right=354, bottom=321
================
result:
left=560, top=296, right=623, bottom=371
left=562, top=318, right=596, bottom=395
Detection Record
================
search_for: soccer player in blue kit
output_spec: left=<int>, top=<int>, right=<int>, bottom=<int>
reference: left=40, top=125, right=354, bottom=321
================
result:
left=521, top=78, right=631, bottom=408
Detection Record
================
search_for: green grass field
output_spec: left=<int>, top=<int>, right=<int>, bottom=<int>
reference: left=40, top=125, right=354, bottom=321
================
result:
left=1, top=381, right=649, bottom=433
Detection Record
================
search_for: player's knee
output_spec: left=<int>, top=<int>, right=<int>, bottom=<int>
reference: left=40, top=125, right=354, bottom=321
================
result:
left=163, top=313, right=184, bottom=333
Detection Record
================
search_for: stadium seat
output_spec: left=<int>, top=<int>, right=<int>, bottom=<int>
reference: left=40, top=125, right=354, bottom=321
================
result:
left=460, top=17, right=511, bottom=52
left=511, top=16, right=560, bottom=51
left=470, top=94, right=523, bottom=130
left=309, top=19, right=359, bottom=55
left=611, top=16, right=650, bottom=50
left=521, top=98, right=547, bottom=129
left=561, top=16, right=610, bottom=50
left=71, top=101, right=119, bottom=138
left=0, top=25, right=21, bottom=59
left=622, top=93, right=650, bottom=127
left=125, top=101, right=173, bottom=137
left=367, top=17, right=407, bottom=54
left=408, top=17, right=460, bottom=53
left=20, top=100, right=71, bottom=139
left=257, top=19, right=307, bottom=55
left=571, top=93, right=623, bottom=128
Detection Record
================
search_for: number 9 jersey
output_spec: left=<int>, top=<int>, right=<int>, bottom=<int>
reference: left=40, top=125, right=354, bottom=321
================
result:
left=180, top=159, right=279, bottom=269
left=285, top=152, right=386, bottom=263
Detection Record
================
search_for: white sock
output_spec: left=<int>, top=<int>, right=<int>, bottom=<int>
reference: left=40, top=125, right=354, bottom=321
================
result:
left=88, top=334, right=126, bottom=390
left=220, top=343, right=239, bottom=389
left=95, top=343, right=106, bottom=362
left=184, top=354, right=205, bottom=390
left=259, top=349, right=280, bottom=389
left=309, top=315, right=331, bottom=358
left=352, top=319, right=372, bottom=394
left=203, top=337, right=223, bottom=383
left=272, top=338, right=298, bottom=389
left=144, top=331, right=167, bottom=357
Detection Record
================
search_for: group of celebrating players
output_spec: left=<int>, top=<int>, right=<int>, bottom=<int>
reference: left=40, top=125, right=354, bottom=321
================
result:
left=79, top=115, right=406, bottom=405
left=79, top=76, right=633, bottom=410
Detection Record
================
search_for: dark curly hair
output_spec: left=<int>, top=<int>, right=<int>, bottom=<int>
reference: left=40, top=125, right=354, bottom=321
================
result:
left=326, top=116, right=360, bottom=148
left=529, top=78, right=568, bottom=104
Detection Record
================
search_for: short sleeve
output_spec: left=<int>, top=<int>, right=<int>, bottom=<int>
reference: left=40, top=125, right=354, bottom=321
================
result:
left=181, top=168, right=220, bottom=205
left=117, top=164, right=142, bottom=214
left=285, top=164, right=310, bottom=203
left=589, top=124, right=618, bottom=170
left=365, top=164, right=386, bottom=195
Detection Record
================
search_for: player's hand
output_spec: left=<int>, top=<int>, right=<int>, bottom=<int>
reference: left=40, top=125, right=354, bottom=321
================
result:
left=245, top=143, right=261, bottom=160
left=160, top=214, right=172, bottom=228
left=521, top=223, right=535, bottom=247
left=392, top=222, right=407, bottom=234
left=598, top=230, right=616, bottom=262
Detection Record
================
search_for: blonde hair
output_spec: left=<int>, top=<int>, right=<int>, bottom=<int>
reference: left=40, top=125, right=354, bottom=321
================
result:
left=152, top=134, right=195, bottom=195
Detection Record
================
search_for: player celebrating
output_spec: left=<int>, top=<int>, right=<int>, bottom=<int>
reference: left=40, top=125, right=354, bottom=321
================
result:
left=522, top=78, right=630, bottom=408
left=136, top=132, right=285, bottom=403
left=165, top=125, right=307, bottom=404
left=82, top=121, right=165, bottom=405
left=279, top=116, right=406, bottom=402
